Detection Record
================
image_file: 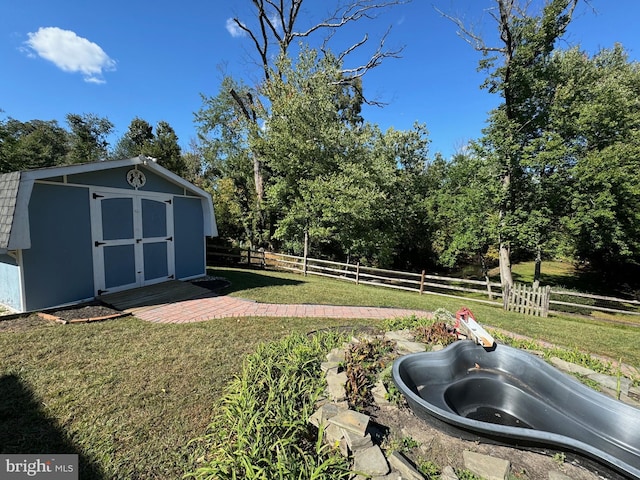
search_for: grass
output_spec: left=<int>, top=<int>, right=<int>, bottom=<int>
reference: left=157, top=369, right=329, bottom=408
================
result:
left=214, top=267, right=640, bottom=367
left=0, top=314, right=373, bottom=478
left=2, top=264, right=640, bottom=478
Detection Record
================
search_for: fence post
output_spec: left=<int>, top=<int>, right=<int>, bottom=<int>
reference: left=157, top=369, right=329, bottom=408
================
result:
left=420, top=270, right=426, bottom=295
left=247, top=248, right=251, bottom=267
left=503, top=283, right=511, bottom=310
left=356, top=262, right=360, bottom=285
left=303, top=230, right=308, bottom=276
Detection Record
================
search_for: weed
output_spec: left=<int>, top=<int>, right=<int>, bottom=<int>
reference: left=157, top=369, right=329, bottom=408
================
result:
left=380, top=368, right=404, bottom=406
left=344, top=338, right=396, bottom=410
left=414, top=321, right=457, bottom=346
left=382, top=434, right=419, bottom=455
left=382, top=314, right=435, bottom=331
left=552, top=452, right=566, bottom=465
left=456, top=468, right=483, bottom=480
left=417, top=459, right=440, bottom=478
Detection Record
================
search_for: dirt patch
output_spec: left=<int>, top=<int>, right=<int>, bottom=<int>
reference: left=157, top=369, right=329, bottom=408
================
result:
left=47, top=302, right=123, bottom=322
left=0, top=315, right=54, bottom=333
left=369, top=403, right=604, bottom=480
left=0, top=302, right=124, bottom=333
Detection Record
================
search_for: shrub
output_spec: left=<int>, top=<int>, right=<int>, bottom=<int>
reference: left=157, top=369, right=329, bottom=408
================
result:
left=186, top=332, right=351, bottom=479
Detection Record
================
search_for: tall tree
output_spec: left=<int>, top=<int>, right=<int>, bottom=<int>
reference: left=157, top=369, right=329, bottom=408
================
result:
left=198, top=0, right=408, bottom=246
left=442, top=0, right=579, bottom=287
left=66, top=113, right=114, bottom=163
left=0, top=118, right=69, bottom=172
left=111, top=117, right=154, bottom=159
left=547, top=45, right=640, bottom=268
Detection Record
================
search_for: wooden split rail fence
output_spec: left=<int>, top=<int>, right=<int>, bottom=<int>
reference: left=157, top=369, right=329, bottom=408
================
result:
left=206, top=243, right=640, bottom=319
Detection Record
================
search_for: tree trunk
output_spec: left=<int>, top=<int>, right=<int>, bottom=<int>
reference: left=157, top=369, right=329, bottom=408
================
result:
left=499, top=241, right=513, bottom=288
left=533, top=245, right=542, bottom=289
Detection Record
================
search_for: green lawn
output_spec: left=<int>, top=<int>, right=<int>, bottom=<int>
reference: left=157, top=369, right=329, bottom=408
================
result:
left=1, top=265, right=639, bottom=478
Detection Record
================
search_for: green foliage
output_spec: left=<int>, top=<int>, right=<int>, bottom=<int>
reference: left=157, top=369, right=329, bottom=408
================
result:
left=0, top=117, right=69, bottom=172
left=65, top=113, right=113, bottom=163
left=187, top=332, right=351, bottom=479
left=456, top=469, right=483, bottom=480
left=417, top=460, right=440, bottom=479
left=112, top=118, right=186, bottom=176
left=382, top=315, right=435, bottom=332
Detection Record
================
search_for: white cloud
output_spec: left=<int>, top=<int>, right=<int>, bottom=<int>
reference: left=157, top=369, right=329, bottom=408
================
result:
left=24, top=27, right=116, bottom=84
left=226, top=18, right=246, bottom=38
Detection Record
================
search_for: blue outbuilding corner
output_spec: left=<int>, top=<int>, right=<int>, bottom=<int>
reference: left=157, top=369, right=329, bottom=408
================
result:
left=0, top=156, right=217, bottom=313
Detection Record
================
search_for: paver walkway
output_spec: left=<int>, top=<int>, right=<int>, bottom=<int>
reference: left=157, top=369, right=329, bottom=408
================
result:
left=132, top=292, right=430, bottom=324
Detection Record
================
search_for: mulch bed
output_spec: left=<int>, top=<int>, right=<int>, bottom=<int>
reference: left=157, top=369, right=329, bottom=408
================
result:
left=44, top=302, right=125, bottom=323
left=190, top=276, right=231, bottom=292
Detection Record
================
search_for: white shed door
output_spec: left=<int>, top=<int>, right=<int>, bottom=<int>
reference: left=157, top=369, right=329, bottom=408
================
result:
left=91, top=190, right=175, bottom=296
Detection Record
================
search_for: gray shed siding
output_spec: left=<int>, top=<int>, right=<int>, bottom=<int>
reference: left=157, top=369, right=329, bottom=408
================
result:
left=21, top=183, right=94, bottom=311
left=174, top=196, right=205, bottom=279
left=0, top=254, right=21, bottom=311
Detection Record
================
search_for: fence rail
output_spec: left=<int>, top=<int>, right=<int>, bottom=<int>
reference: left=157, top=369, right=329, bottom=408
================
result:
left=206, top=243, right=640, bottom=318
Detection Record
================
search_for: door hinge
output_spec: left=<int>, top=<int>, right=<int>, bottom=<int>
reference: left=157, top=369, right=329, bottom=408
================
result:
left=97, top=289, right=108, bottom=295
left=166, top=236, right=173, bottom=241
left=164, top=199, right=172, bottom=204
left=92, top=193, right=104, bottom=199
left=168, top=274, right=174, bottom=279
left=94, top=241, right=106, bottom=247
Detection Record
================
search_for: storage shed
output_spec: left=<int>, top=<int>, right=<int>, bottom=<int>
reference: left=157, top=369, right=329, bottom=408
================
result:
left=0, top=156, right=217, bottom=312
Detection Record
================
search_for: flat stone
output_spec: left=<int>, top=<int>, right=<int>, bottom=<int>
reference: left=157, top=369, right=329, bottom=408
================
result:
left=587, top=372, right=631, bottom=394
left=353, top=445, right=390, bottom=477
left=372, top=380, right=393, bottom=406
left=326, top=347, right=346, bottom=363
left=324, top=423, right=348, bottom=457
left=463, top=450, right=510, bottom=480
left=396, top=340, right=427, bottom=354
left=384, top=329, right=414, bottom=342
left=325, top=370, right=347, bottom=401
left=441, top=465, right=459, bottom=480
left=387, top=451, right=425, bottom=480
left=549, top=471, right=573, bottom=480
left=328, top=409, right=370, bottom=436
left=549, top=357, right=596, bottom=376
left=321, top=361, right=340, bottom=373
left=308, top=403, right=344, bottom=428
left=341, top=428, right=373, bottom=452
left=431, top=344, right=444, bottom=352
left=324, top=423, right=344, bottom=444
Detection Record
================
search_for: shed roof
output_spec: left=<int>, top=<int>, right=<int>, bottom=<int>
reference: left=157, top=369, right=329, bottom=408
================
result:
left=0, top=156, right=217, bottom=253
left=0, top=171, right=21, bottom=250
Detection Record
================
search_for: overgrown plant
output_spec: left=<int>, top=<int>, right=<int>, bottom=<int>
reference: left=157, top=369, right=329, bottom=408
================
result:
left=186, top=332, right=351, bottom=479
left=344, top=339, right=396, bottom=410
left=382, top=315, right=435, bottom=331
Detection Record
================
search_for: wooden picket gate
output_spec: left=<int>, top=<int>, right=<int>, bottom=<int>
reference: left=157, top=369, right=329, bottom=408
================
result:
left=503, top=282, right=551, bottom=317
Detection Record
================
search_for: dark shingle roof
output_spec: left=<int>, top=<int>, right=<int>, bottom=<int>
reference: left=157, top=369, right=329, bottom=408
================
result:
left=0, top=171, right=21, bottom=250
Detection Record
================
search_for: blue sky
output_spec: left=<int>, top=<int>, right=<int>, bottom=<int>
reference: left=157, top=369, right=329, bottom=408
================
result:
left=2, top=1, right=639, bottom=159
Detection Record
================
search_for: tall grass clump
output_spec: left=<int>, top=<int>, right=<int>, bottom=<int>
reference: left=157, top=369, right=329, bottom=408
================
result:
left=186, top=331, right=351, bottom=479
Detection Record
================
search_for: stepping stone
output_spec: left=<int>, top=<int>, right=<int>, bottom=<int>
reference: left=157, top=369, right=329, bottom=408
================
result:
left=388, top=451, right=425, bottom=480
left=463, top=450, right=510, bottom=480
left=328, top=409, right=370, bottom=436
left=353, top=445, right=389, bottom=477
left=325, top=370, right=347, bottom=401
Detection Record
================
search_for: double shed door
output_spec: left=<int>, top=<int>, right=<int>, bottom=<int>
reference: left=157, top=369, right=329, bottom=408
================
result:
left=91, top=190, right=175, bottom=295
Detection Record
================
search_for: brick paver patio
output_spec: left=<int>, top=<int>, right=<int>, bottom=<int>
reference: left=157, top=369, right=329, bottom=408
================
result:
left=133, top=293, right=430, bottom=324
